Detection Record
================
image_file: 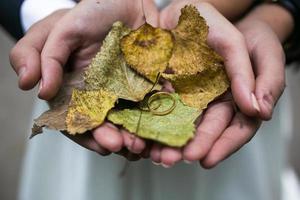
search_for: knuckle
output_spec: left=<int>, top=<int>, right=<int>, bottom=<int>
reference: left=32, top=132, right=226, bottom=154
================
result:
left=9, top=45, right=21, bottom=62
left=218, top=30, right=246, bottom=54
left=9, top=43, right=26, bottom=71
left=229, top=31, right=246, bottom=49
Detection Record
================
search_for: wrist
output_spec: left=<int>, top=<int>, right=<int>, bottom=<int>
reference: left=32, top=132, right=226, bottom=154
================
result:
left=206, top=0, right=254, bottom=20
left=245, top=4, right=294, bottom=42
left=78, top=0, right=143, bottom=27
left=172, top=0, right=254, bottom=20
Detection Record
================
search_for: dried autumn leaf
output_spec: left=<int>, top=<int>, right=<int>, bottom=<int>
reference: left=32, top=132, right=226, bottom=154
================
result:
left=32, top=70, right=85, bottom=135
left=162, top=5, right=230, bottom=109
left=66, top=89, right=117, bottom=134
left=163, top=68, right=229, bottom=110
left=168, top=5, right=224, bottom=75
left=121, top=23, right=173, bottom=81
left=108, top=93, right=200, bottom=147
left=85, top=21, right=161, bottom=101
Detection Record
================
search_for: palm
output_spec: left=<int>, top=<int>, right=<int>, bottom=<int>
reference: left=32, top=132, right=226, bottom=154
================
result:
left=8, top=0, right=160, bottom=157
left=144, top=2, right=263, bottom=167
left=11, top=0, right=263, bottom=165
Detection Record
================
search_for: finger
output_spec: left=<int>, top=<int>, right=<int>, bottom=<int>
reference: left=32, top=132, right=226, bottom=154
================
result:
left=39, top=23, right=81, bottom=100
left=183, top=101, right=234, bottom=162
left=201, top=112, right=261, bottom=168
left=142, top=0, right=160, bottom=27
left=92, top=122, right=123, bottom=153
left=251, top=38, right=285, bottom=120
left=10, top=38, right=42, bottom=90
left=160, top=147, right=182, bottom=168
left=122, top=130, right=146, bottom=154
left=9, top=9, right=68, bottom=91
left=161, top=2, right=259, bottom=116
left=159, top=0, right=184, bottom=29
left=150, top=143, right=162, bottom=165
left=198, top=4, right=258, bottom=117
left=62, top=131, right=110, bottom=156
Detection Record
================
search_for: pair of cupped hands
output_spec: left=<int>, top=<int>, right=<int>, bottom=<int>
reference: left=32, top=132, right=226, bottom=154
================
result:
left=10, top=0, right=285, bottom=168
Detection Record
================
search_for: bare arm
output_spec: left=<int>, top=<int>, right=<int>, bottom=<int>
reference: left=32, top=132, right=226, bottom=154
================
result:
left=238, top=3, right=294, bottom=42
left=169, top=0, right=254, bottom=20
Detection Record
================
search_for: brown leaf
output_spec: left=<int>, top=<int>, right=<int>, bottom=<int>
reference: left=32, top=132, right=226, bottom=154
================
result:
left=66, top=89, right=117, bottom=135
left=168, top=5, right=223, bottom=75
left=32, top=70, right=84, bottom=135
left=85, top=21, right=161, bottom=101
left=121, top=23, right=174, bottom=81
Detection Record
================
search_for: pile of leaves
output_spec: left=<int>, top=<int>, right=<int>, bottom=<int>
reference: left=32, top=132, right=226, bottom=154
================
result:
left=32, top=5, right=229, bottom=147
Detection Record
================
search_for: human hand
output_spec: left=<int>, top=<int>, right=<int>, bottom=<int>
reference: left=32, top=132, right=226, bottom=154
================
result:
left=151, top=1, right=288, bottom=168
left=10, top=0, right=159, bottom=157
left=147, top=1, right=268, bottom=168
left=197, top=6, right=288, bottom=168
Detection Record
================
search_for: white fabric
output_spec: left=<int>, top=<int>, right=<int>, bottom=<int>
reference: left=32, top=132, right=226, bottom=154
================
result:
left=282, top=168, right=300, bottom=200
left=21, top=0, right=76, bottom=32
left=18, top=0, right=300, bottom=199
left=18, top=91, right=289, bottom=200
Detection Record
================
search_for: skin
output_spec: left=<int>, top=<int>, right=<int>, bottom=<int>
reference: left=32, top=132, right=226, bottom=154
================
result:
left=150, top=2, right=293, bottom=168
left=10, top=0, right=159, bottom=156
left=200, top=3, right=293, bottom=168
left=9, top=0, right=293, bottom=167
left=168, top=0, right=254, bottom=21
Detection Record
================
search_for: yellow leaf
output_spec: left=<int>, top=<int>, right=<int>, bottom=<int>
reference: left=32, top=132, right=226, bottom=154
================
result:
left=163, top=68, right=229, bottom=110
left=163, top=5, right=230, bottom=109
left=168, top=5, right=224, bottom=75
left=66, top=89, right=117, bottom=135
left=85, top=21, right=161, bottom=101
left=32, top=70, right=85, bottom=136
left=121, top=23, right=173, bottom=81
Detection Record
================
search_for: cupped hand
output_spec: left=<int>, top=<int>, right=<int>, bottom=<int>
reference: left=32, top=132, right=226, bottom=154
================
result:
left=199, top=13, right=286, bottom=168
left=148, top=1, right=286, bottom=168
left=10, top=0, right=159, bottom=157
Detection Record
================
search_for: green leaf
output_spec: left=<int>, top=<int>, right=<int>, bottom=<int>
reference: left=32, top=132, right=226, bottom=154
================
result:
left=85, top=21, right=160, bottom=102
left=108, top=93, right=201, bottom=147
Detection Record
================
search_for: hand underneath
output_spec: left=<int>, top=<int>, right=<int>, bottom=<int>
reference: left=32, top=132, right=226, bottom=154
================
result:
left=10, top=0, right=159, bottom=158
left=148, top=1, right=282, bottom=168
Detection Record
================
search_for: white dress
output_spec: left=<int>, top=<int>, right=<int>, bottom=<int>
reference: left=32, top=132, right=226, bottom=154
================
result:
left=18, top=0, right=297, bottom=199
left=18, top=91, right=291, bottom=200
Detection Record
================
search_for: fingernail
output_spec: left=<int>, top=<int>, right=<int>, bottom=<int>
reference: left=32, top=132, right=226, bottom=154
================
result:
left=183, top=159, right=192, bottom=164
left=251, top=93, right=260, bottom=112
left=152, top=161, right=161, bottom=166
left=162, top=163, right=172, bottom=168
left=38, top=79, right=43, bottom=94
left=18, top=67, right=26, bottom=78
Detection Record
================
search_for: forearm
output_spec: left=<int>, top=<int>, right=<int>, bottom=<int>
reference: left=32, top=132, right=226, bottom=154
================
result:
left=238, top=3, right=294, bottom=42
left=205, top=0, right=254, bottom=20
left=169, top=0, right=254, bottom=20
